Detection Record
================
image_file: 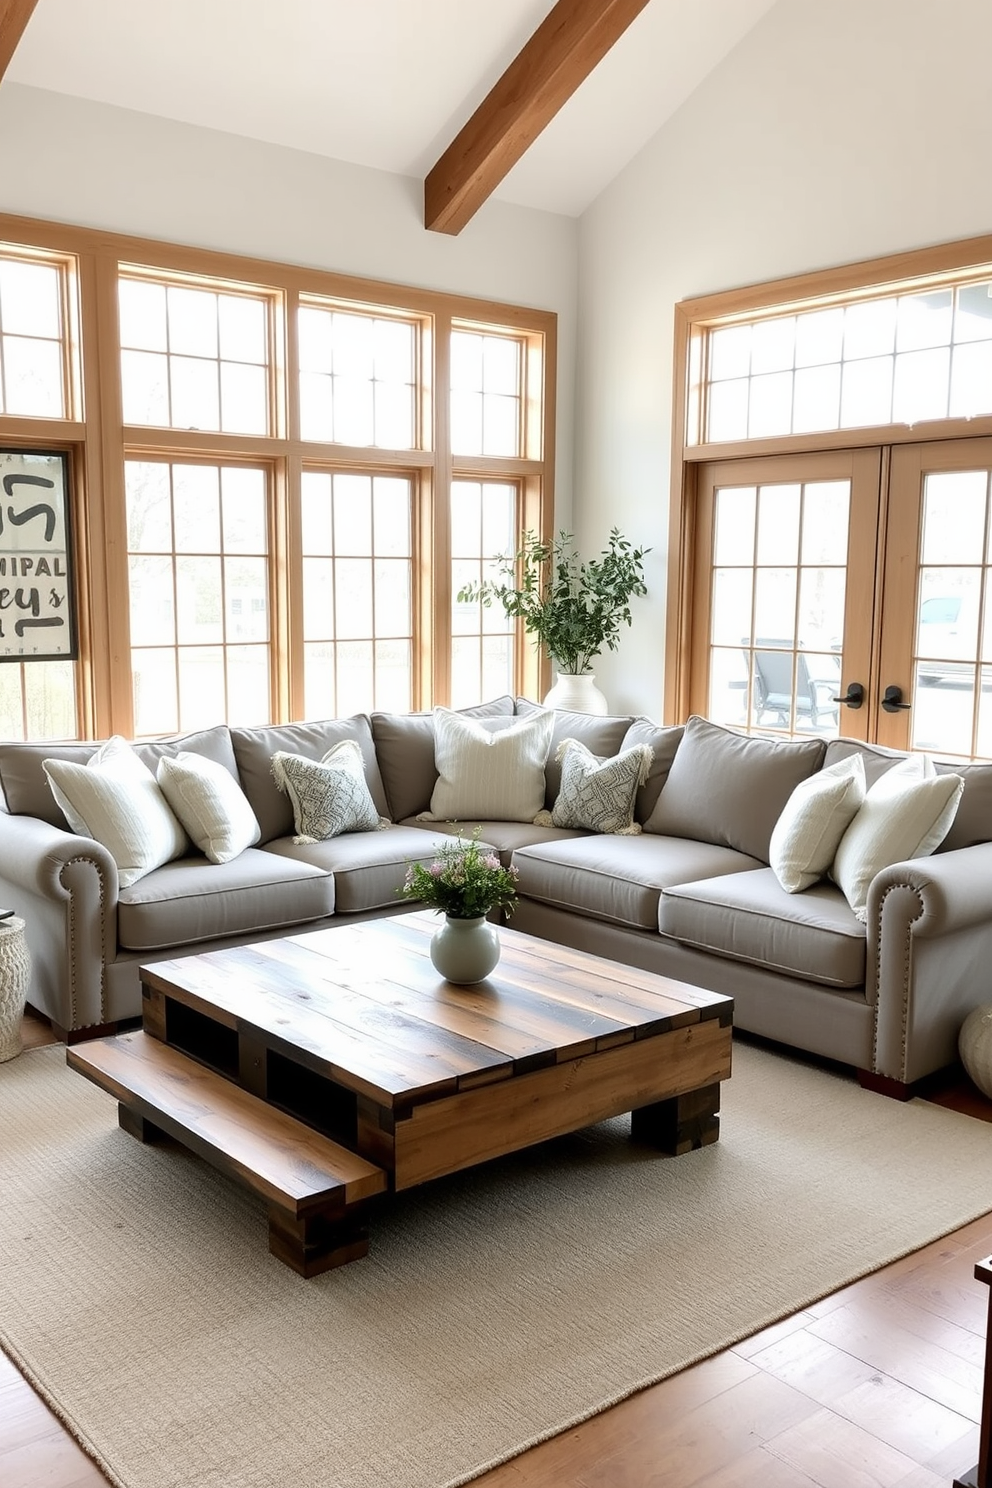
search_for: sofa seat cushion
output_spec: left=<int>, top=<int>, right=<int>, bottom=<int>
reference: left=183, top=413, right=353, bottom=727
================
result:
left=659, top=868, right=866, bottom=988
left=399, top=817, right=589, bottom=866
left=512, top=834, right=763, bottom=931
left=262, top=825, right=500, bottom=915
left=117, top=849, right=334, bottom=952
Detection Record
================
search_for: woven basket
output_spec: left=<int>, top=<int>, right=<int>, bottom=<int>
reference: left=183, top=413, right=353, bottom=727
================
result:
left=0, top=918, right=31, bottom=1062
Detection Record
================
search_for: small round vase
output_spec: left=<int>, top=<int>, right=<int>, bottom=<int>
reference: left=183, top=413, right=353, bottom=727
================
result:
left=959, top=1004, right=992, bottom=1098
left=430, top=915, right=501, bottom=984
left=542, top=672, right=609, bottom=715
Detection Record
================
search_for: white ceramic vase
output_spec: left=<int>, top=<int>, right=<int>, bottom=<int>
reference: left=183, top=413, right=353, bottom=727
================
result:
left=959, top=1004, right=992, bottom=1098
left=430, top=915, right=501, bottom=984
left=542, top=672, right=609, bottom=715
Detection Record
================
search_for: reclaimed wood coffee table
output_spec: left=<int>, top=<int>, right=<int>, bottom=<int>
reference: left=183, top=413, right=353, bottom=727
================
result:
left=69, top=911, right=733, bottom=1277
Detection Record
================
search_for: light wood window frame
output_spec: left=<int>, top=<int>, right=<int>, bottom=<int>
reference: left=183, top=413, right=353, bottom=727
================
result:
left=669, top=232, right=992, bottom=725
left=0, top=213, right=556, bottom=740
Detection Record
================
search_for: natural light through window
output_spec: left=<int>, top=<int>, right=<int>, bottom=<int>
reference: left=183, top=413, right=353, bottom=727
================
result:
left=125, top=460, right=271, bottom=735
left=450, top=479, right=516, bottom=707
left=450, top=331, right=522, bottom=457
left=119, top=275, right=270, bottom=435
left=0, top=255, right=65, bottom=418
left=708, top=479, right=849, bottom=736
left=300, top=469, right=414, bottom=716
left=298, top=305, right=416, bottom=448
left=706, top=278, right=992, bottom=442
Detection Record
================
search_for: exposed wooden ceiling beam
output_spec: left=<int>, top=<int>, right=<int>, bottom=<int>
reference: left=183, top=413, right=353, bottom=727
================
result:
left=0, top=0, right=37, bottom=82
left=425, top=0, right=651, bottom=236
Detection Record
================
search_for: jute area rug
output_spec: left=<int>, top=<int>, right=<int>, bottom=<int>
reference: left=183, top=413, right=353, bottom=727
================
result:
left=2, top=1042, right=991, bottom=1488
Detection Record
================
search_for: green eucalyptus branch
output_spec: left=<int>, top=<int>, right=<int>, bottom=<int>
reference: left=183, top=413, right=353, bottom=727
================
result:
left=457, top=528, right=650, bottom=675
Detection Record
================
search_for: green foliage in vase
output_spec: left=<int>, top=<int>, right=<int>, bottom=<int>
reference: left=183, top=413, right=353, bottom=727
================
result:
left=399, top=828, right=519, bottom=919
left=457, top=528, right=649, bottom=675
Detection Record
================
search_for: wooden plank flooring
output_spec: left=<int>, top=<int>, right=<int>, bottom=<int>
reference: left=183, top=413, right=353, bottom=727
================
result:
left=4, top=1006, right=992, bottom=1488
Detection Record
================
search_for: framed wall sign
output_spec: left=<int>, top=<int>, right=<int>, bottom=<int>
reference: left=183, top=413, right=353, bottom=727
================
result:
left=0, top=449, right=77, bottom=662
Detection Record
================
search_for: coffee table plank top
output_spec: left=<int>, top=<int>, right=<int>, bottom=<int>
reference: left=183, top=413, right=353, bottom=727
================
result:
left=144, top=948, right=509, bottom=1106
left=143, top=912, right=732, bottom=1110
left=256, top=927, right=645, bottom=1061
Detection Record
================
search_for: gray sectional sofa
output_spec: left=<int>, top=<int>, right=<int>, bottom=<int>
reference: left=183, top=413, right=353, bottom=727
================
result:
left=2, top=697, right=991, bottom=1097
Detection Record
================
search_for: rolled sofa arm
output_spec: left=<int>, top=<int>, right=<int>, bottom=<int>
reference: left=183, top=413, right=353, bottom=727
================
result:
left=0, top=813, right=118, bottom=1034
left=867, top=843, right=992, bottom=1084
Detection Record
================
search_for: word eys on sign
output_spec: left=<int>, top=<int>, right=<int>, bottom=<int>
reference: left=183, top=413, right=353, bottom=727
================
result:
left=0, top=450, right=77, bottom=661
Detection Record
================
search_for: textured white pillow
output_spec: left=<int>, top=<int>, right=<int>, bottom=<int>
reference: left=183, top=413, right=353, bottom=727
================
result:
left=271, top=739, right=387, bottom=842
left=157, top=751, right=261, bottom=864
left=831, top=754, right=964, bottom=922
left=544, top=738, right=654, bottom=835
left=43, top=736, right=188, bottom=888
left=424, top=707, right=554, bottom=822
left=769, top=754, right=866, bottom=893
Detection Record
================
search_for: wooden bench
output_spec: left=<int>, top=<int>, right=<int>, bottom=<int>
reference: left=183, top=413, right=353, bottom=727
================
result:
left=68, top=1030, right=388, bottom=1276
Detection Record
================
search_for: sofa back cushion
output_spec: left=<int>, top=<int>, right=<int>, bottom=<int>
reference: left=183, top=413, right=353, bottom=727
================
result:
left=515, top=697, right=634, bottom=806
left=831, top=755, right=964, bottom=920
left=620, top=718, right=684, bottom=823
left=43, top=736, right=189, bottom=887
left=824, top=737, right=992, bottom=853
left=0, top=724, right=236, bottom=831
left=230, top=715, right=388, bottom=843
left=370, top=696, right=515, bottom=821
left=644, top=715, right=825, bottom=861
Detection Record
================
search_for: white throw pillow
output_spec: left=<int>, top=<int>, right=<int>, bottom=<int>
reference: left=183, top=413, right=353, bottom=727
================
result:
left=156, top=751, right=261, bottom=864
left=423, top=707, right=554, bottom=823
left=769, top=754, right=866, bottom=893
left=546, top=738, right=654, bottom=835
left=270, top=739, right=387, bottom=842
left=831, top=754, right=964, bottom=922
left=43, top=736, right=188, bottom=888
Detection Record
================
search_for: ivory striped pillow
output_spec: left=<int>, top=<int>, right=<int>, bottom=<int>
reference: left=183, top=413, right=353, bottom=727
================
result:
left=422, top=707, right=554, bottom=823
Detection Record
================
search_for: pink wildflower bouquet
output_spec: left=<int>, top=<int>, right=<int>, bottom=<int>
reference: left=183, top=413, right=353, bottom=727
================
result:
left=400, top=827, right=518, bottom=919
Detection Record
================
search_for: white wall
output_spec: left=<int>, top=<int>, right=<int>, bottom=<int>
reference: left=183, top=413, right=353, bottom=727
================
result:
left=577, top=0, right=992, bottom=717
left=0, top=82, right=577, bottom=524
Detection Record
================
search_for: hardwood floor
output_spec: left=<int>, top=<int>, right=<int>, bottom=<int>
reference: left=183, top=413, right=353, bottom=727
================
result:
left=4, top=1007, right=992, bottom=1488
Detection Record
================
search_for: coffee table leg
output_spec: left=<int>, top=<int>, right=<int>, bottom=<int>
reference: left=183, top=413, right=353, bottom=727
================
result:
left=118, top=1103, right=166, bottom=1143
left=267, top=1205, right=370, bottom=1278
left=631, top=1083, right=721, bottom=1155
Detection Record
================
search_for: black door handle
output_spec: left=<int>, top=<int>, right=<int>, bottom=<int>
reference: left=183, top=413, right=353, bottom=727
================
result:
left=831, top=682, right=865, bottom=709
left=881, top=684, right=911, bottom=713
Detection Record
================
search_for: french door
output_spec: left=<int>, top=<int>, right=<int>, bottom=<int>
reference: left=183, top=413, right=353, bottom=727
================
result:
left=690, top=437, right=992, bottom=760
left=879, top=438, right=992, bottom=758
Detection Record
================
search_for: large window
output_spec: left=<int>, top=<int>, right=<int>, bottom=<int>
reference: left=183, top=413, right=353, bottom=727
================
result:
left=125, top=459, right=271, bottom=734
left=672, top=235, right=992, bottom=762
left=705, top=281, right=992, bottom=443
left=0, top=254, right=68, bottom=419
left=0, top=218, right=555, bottom=741
left=300, top=470, right=414, bottom=717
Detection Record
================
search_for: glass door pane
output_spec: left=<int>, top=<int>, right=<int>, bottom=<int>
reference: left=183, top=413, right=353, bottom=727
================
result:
left=882, top=440, right=992, bottom=758
left=693, top=450, right=880, bottom=741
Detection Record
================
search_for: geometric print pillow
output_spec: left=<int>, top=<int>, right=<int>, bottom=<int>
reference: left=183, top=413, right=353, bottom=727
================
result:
left=270, top=740, right=389, bottom=843
left=541, top=738, right=654, bottom=835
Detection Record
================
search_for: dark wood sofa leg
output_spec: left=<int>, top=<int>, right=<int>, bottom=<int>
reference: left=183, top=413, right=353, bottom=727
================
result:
left=49, top=1016, right=141, bottom=1045
left=857, top=1068, right=914, bottom=1100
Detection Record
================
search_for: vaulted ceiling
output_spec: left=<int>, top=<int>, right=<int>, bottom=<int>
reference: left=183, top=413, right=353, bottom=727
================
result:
left=3, top=0, right=776, bottom=222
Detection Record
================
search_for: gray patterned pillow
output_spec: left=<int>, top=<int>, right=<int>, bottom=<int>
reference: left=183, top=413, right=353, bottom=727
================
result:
left=541, top=738, right=654, bottom=835
left=270, top=740, right=388, bottom=843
